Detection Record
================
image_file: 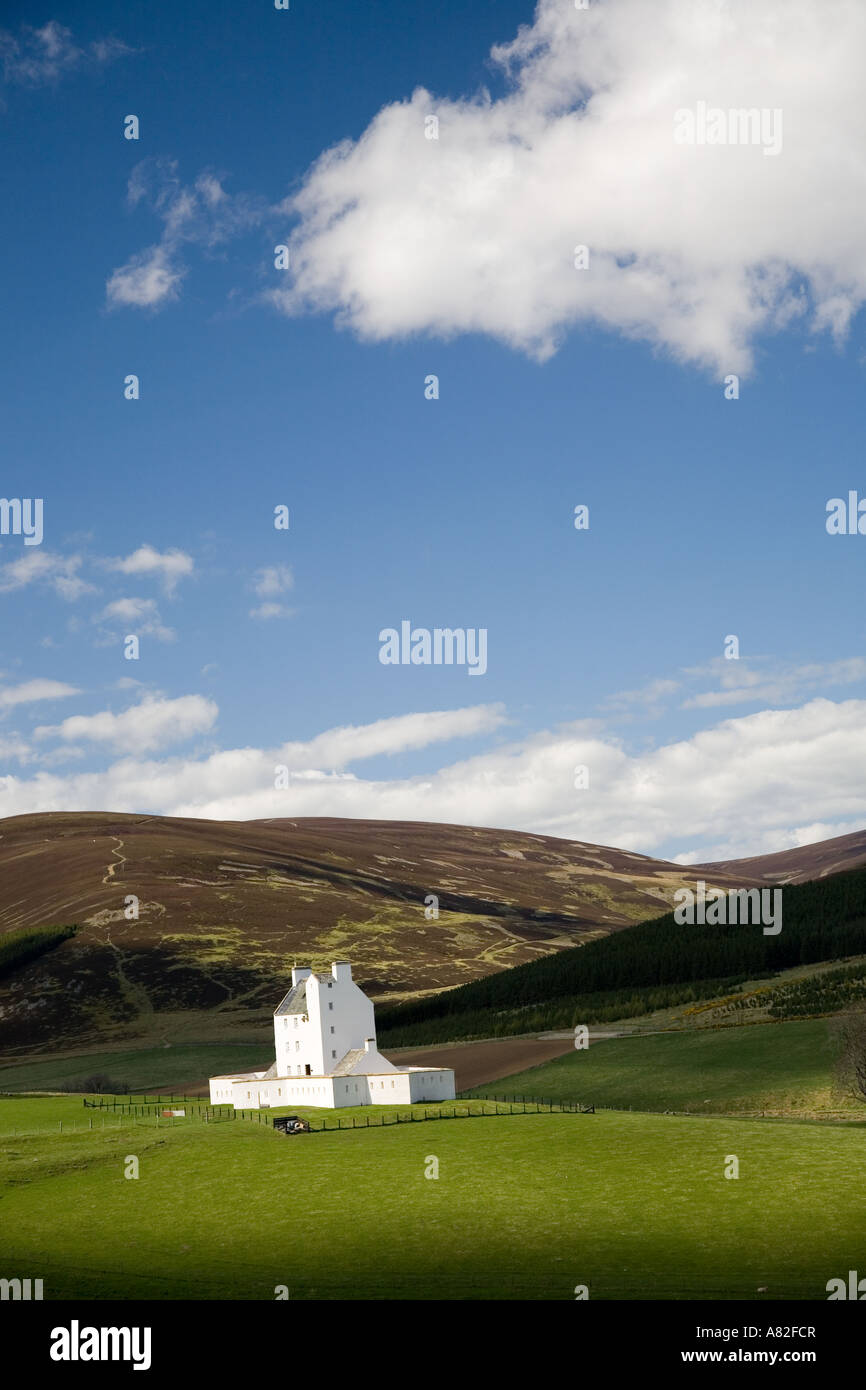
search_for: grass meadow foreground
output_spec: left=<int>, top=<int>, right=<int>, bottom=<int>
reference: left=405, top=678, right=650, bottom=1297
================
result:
left=0, top=1093, right=864, bottom=1300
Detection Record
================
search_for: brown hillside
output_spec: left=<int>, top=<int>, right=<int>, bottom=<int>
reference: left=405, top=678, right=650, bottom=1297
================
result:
left=0, top=811, right=755, bottom=1055
left=700, top=828, right=866, bottom=883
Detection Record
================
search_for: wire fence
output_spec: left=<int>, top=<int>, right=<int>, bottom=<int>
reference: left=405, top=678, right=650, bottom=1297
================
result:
left=2, top=1091, right=595, bottom=1139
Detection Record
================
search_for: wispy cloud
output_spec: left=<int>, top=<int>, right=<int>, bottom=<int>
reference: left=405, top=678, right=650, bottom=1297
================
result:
left=94, top=597, right=176, bottom=644
left=681, top=657, right=866, bottom=709
left=0, top=551, right=94, bottom=601
left=250, top=564, right=294, bottom=620
left=35, top=693, right=218, bottom=755
left=0, top=679, right=80, bottom=709
left=106, top=160, right=264, bottom=310
left=0, top=21, right=130, bottom=87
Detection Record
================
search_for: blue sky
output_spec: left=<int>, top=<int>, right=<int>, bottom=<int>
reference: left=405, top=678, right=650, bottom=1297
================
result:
left=2, top=0, right=866, bottom=861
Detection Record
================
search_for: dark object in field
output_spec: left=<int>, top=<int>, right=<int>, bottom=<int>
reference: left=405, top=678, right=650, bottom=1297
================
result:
left=272, top=1115, right=310, bottom=1134
left=64, top=1073, right=130, bottom=1094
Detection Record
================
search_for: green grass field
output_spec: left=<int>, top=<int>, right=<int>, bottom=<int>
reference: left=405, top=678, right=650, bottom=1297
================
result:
left=468, top=1019, right=864, bottom=1116
left=0, top=1045, right=271, bottom=1094
left=1, top=1093, right=865, bottom=1300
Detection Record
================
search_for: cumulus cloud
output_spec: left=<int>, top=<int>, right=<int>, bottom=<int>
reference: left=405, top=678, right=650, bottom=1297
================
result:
left=0, top=21, right=130, bottom=87
left=35, top=693, right=218, bottom=755
left=4, top=696, right=866, bottom=861
left=268, top=0, right=866, bottom=375
left=106, top=544, right=194, bottom=593
left=0, top=552, right=94, bottom=601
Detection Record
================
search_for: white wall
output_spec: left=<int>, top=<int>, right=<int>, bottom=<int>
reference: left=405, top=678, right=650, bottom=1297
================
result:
left=209, top=960, right=455, bottom=1109
left=272, top=961, right=376, bottom=1080
left=407, top=1069, right=456, bottom=1103
left=210, top=1067, right=455, bottom=1109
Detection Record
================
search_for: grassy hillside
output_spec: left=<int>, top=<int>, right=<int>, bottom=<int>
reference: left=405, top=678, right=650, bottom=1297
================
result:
left=467, top=1018, right=860, bottom=1117
left=379, top=865, right=866, bottom=1044
left=2, top=1094, right=865, bottom=1300
left=0, top=1044, right=273, bottom=1095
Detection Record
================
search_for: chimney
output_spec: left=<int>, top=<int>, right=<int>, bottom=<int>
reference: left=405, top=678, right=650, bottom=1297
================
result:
left=292, top=966, right=312, bottom=987
left=364, top=1038, right=375, bottom=1053
left=331, top=961, right=352, bottom=982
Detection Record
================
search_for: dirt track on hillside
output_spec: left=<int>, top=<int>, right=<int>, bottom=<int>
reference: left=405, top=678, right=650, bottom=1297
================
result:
left=381, top=1037, right=579, bottom=1091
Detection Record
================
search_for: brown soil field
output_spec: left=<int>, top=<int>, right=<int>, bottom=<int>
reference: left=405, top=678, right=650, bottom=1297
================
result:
left=383, top=1036, right=584, bottom=1091
left=151, top=1036, right=583, bottom=1097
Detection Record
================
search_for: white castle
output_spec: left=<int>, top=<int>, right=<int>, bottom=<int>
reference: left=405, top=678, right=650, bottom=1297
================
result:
left=208, top=961, right=456, bottom=1110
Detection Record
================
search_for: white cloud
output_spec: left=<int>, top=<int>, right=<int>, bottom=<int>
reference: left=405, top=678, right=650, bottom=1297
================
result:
left=106, top=246, right=184, bottom=309
left=253, top=564, right=293, bottom=597
left=681, top=657, right=866, bottom=709
left=4, top=696, right=866, bottom=862
left=95, top=598, right=176, bottom=643
left=250, top=602, right=294, bottom=621
left=0, top=21, right=130, bottom=87
left=0, top=552, right=94, bottom=601
left=271, top=0, right=866, bottom=375
left=602, top=677, right=681, bottom=715
left=249, top=565, right=294, bottom=619
left=107, top=159, right=263, bottom=311
left=0, top=735, right=32, bottom=763
left=35, top=694, right=218, bottom=755
left=106, top=544, right=194, bottom=593
left=0, top=679, right=80, bottom=709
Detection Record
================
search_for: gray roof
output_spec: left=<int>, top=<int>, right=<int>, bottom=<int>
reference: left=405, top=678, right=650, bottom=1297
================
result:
left=274, top=978, right=309, bottom=1017
left=331, top=1049, right=366, bottom=1076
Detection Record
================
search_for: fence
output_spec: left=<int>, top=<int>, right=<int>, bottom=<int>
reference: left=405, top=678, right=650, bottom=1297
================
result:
left=461, top=1092, right=595, bottom=1114
left=253, top=1096, right=594, bottom=1130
